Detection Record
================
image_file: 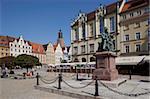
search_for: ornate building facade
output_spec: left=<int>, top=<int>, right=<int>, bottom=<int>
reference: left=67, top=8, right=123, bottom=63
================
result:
left=54, top=43, right=63, bottom=65
left=9, top=36, right=32, bottom=57
left=70, top=0, right=149, bottom=63
left=43, top=42, right=55, bottom=65
left=119, top=0, right=149, bottom=56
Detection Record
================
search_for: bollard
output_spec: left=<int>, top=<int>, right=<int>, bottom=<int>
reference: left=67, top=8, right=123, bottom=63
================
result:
left=58, top=73, right=62, bottom=89
left=129, top=69, right=132, bottom=80
left=36, top=73, right=39, bottom=85
left=94, top=76, right=99, bottom=96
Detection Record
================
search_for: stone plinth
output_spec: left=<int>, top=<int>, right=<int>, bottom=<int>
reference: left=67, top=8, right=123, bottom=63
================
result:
left=93, top=51, right=118, bottom=81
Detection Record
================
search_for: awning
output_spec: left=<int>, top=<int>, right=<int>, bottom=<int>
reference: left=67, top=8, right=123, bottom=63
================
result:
left=116, top=56, right=146, bottom=65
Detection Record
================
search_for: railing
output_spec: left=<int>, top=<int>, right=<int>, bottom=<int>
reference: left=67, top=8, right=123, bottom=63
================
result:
left=36, top=73, right=150, bottom=97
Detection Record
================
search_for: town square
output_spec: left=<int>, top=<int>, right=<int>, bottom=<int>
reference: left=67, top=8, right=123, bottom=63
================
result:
left=0, top=0, right=150, bottom=99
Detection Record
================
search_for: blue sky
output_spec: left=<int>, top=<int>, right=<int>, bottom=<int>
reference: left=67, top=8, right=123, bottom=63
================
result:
left=1, top=0, right=116, bottom=46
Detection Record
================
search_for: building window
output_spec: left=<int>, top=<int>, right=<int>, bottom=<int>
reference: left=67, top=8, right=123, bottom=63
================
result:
left=74, top=47, right=78, bottom=55
left=130, top=13, right=134, bottom=17
left=82, top=23, right=86, bottom=39
left=136, top=44, right=141, bottom=52
left=110, top=16, right=115, bottom=32
left=1, top=53, right=3, bottom=55
left=19, top=50, right=20, bottom=52
left=2, top=48, right=3, bottom=50
left=19, top=45, right=20, bottom=47
left=136, top=32, right=141, bottom=40
left=75, top=28, right=79, bottom=41
left=125, top=45, right=129, bottom=53
left=82, top=58, right=86, bottom=62
left=99, top=17, right=104, bottom=33
left=6, top=49, right=7, bottom=51
left=11, top=54, right=13, bottom=56
left=123, top=15, right=126, bottom=19
left=125, top=34, right=129, bottom=41
left=6, top=53, right=8, bottom=56
left=15, top=49, right=17, bottom=52
left=23, top=46, right=24, bottom=48
left=134, top=23, right=140, bottom=28
left=89, top=23, right=94, bottom=37
left=90, top=57, right=95, bottom=62
left=137, top=10, right=141, bottom=15
left=23, top=50, right=24, bottom=52
left=15, top=45, right=17, bottom=47
left=81, top=45, right=85, bottom=53
left=90, top=44, right=94, bottom=52
left=26, top=51, right=27, bottom=53
left=11, top=44, right=13, bottom=46
left=26, top=47, right=27, bottom=49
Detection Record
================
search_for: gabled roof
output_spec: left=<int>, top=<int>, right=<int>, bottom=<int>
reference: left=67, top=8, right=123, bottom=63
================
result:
left=28, top=42, right=45, bottom=54
left=121, top=0, right=149, bottom=13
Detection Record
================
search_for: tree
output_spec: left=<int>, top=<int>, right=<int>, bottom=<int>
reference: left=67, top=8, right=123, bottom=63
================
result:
left=0, top=56, right=15, bottom=69
left=14, top=54, right=41, bottom=72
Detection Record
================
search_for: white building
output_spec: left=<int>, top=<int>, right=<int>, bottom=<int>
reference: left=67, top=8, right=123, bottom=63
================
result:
left=55, top=43, right=63, bottom=65
left=9, top=35, right=32, bottom=57
left=43, top=42, right=55, bottom=65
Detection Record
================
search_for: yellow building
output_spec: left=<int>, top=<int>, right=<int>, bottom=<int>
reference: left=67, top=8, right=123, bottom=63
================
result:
left=0, top=46, right=10, bottom=58
left=119, top=0, right=149, bottom=56
left=0, top=36, right=12, bottom=58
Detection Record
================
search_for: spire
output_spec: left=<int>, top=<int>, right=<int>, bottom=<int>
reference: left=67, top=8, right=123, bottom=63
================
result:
left=58, top=29, right=63, bottom=38
left=57, top=29, right=65, bottom=49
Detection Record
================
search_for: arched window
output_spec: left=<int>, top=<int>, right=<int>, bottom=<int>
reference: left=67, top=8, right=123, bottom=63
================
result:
left=74, top=58, right=79, bottom=62
left=90, top=57, right=95, bottom=62
left=82, top=58, right=86, bottom=62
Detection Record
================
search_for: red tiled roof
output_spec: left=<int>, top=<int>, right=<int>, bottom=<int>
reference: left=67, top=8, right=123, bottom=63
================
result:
left=28, top=42, right=45, bottom=54
left=121, top=0, right=149, bottom=13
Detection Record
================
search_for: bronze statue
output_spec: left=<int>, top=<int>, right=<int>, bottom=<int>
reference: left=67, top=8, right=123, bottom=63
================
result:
left=98, top=27, right=115, bottom=52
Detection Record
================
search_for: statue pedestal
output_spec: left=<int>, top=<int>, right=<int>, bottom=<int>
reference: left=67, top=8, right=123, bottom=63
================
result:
left=93, top=51, right=118, bottom=81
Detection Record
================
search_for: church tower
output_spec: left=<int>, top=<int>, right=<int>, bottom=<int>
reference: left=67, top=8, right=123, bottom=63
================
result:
left=57, top=29, right=65, bottom=50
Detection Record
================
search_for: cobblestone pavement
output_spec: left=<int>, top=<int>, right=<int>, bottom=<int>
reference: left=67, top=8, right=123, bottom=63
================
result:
left=0, top=70, right=77, bottom=99
left=0, top=68, right=149, bottom=99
